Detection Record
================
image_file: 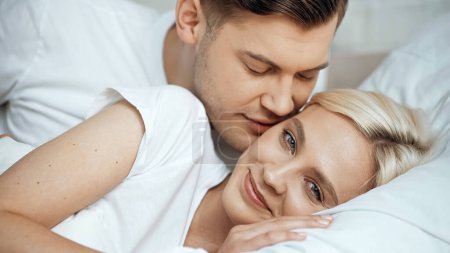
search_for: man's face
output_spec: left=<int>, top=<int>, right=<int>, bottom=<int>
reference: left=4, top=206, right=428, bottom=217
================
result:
left=193, top=12, right=338, bottom=152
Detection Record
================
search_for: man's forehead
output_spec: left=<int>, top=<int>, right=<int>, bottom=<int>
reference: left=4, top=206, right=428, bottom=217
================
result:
left=220, top=15, right=335, bottom=66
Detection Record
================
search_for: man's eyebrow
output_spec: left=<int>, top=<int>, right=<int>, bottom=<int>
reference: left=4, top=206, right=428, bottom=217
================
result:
left=293, top=117, right=338, bottom=206
left=240, top=50, right=328, bottom=73
left=241, top=50, right=280, bottom=69
left=302, top=62, right=329, bottom=72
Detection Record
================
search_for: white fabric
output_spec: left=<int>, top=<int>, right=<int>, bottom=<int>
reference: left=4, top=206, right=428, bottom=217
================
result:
left=52, top=85, right=229, bottom=253
left=0, top=136, right=34, bottom=174
left=0, top=0, right=174, bottom=146
left=250, top=12, right=450, bottom=253
left=2, top=1, right=448, bottom=252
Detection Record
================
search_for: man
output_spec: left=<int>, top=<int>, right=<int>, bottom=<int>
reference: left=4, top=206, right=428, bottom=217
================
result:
left=0, top=0, right=347, bottom=164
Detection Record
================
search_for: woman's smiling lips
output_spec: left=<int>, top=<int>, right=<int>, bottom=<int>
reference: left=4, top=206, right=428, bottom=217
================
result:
left=244, top=170, right=271, bottom=213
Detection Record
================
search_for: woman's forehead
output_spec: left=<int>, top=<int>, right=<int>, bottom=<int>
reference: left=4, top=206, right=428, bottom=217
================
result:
left=294, top=106, right=374, bottom=202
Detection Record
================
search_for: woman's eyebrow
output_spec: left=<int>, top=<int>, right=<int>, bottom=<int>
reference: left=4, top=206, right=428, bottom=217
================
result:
left=292, top=117, right=305, bottom=147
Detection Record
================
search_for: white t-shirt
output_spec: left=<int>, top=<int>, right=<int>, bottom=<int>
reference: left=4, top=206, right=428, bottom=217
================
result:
left=0, top=0, right=174, bottom=146
left=52, top=85, right=230, bottom=253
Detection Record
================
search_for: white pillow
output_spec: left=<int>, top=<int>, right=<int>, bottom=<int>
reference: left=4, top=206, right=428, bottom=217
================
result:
left=251, top=12, right=450, bottom=253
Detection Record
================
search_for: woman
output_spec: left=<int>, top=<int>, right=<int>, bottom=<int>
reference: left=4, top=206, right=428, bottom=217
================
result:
left=0, top=86, right=433, bottom=253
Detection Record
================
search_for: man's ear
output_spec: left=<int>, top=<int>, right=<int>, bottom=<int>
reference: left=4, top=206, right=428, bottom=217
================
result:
left=175, top=0, right=205, bottom=45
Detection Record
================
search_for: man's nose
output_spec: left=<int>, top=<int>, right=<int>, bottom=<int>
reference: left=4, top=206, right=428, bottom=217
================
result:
left=262, top=164, right=293, bottom=195
left=260, top=77, right=295, bottom=117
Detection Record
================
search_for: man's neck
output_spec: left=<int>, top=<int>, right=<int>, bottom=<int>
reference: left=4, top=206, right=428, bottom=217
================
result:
left=184, top=177, right=233, bottom=252
left=163, top=26, right=196, bottom=91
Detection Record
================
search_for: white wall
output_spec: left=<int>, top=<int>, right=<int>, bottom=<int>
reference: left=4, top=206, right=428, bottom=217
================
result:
left=329, top=0, right=450, bottom=88
left=334, top=0, right=450, bottom=53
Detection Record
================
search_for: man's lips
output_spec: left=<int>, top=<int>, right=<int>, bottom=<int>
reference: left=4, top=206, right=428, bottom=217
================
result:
left=244, top=171, right=270, bottom=212
left=243, top=115, right=279, bottom=135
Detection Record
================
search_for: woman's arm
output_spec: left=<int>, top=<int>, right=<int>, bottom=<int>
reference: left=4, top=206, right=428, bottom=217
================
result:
left=0, top=100, right=144, bottom=252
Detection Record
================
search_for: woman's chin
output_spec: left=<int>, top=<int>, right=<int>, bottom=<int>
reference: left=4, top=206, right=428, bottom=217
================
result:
left=222, top=187, right=268, bottom=225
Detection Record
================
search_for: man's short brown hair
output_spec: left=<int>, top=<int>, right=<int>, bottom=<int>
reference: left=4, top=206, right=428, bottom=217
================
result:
left=200, top=0, right=348, bottom=31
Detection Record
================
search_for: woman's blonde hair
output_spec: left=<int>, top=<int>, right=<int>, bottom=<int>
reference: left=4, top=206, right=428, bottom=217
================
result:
left=306, top=89, right=434, bottom=188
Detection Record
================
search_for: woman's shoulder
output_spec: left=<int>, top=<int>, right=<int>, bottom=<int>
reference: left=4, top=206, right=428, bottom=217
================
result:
left=157, top=85, right=205, bottom=112
left=116, top=85, right=206, bottom=116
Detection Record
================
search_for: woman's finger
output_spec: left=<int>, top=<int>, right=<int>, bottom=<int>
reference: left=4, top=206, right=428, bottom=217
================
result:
left=239, top=230, right=307, bottom=252
left=232, top=215, right=332, bottom=239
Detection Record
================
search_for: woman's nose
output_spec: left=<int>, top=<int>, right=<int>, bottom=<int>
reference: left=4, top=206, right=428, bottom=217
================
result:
left=262, top=164, right=293, bottom=195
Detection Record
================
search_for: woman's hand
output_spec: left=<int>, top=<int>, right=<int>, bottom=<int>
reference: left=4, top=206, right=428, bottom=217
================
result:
left=217, top=215, right=333, bottom=253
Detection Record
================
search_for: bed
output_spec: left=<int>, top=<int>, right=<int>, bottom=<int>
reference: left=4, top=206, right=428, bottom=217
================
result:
left=0, top=5, right=449, bottom=253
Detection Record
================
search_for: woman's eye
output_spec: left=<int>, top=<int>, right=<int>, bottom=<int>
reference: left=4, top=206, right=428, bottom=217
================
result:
left=281, top=129, right=296, bottom=155
left=305, top=179, right=323, bottom=203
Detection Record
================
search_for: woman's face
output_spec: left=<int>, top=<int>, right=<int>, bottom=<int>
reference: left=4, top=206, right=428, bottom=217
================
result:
left=222, top=105, right=375, bottom=224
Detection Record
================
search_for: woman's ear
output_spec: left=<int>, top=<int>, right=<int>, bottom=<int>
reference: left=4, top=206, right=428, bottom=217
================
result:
left=175, top=0, right=205, bottom=45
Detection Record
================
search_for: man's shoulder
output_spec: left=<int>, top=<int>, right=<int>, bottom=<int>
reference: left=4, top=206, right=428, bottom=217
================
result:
left=1, top=0, right=161, bottom=39
left=45, top=0, right=160, bottom=24
left=4, top=0, right=159, bottom=17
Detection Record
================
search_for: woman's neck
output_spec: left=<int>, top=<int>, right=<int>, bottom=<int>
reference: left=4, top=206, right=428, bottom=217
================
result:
left=184, top=177, right=233, bottom=252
